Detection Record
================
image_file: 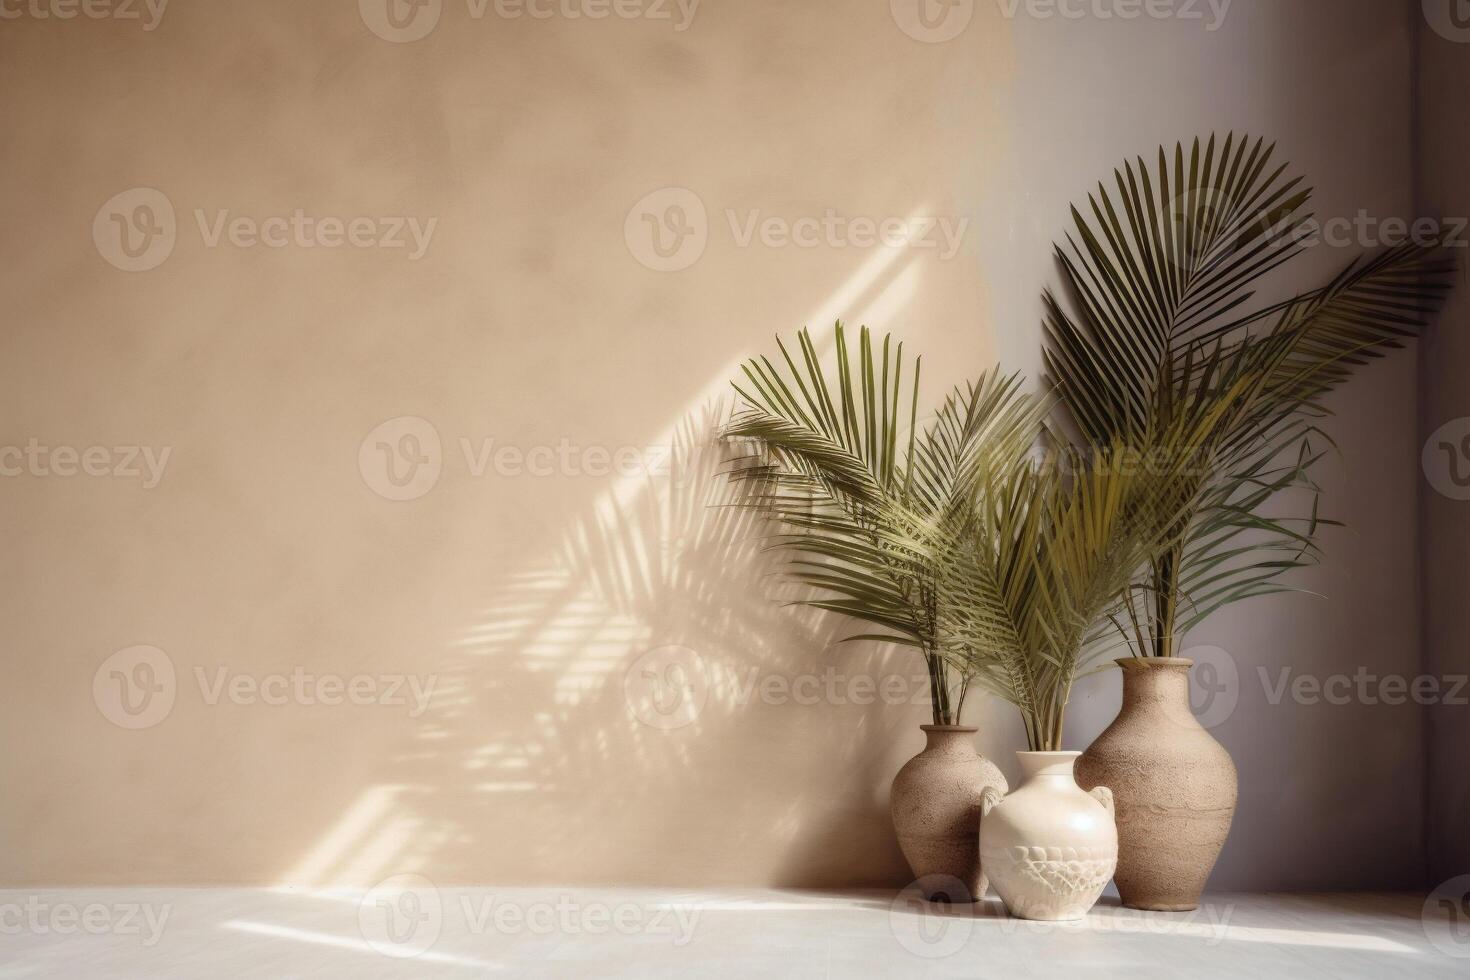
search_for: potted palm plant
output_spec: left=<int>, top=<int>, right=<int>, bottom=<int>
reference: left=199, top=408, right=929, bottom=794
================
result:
left=1044, top=135, right=1456, bottom=911
left=722, top=323, right=1249, bottom=911
left=922, top=365, right=1262, bottom=919
left=723, top=324, right=1041, bottom=901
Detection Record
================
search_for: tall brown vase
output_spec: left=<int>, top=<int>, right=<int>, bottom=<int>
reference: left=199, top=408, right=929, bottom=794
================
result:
left=890, top=725, right=1008, bottom=902
left=1075, top=658, right=1237, bottom=911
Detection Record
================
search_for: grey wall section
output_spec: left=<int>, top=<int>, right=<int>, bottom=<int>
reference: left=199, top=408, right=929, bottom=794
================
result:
left=1417, top=8, right=1470, bottom=888
left=980, top=0, right=1429, bottom=891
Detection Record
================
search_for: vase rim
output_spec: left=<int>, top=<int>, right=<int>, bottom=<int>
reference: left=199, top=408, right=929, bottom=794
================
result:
left=1015, top=750, right=1081, bottom=759
left=920, top=724, right=978, bottom=733
left=1114, top=656, right=1194, bottom=669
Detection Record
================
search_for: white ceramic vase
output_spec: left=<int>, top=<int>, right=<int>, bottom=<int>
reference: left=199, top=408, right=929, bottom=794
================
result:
left=979, top=751, right=1117, bottom=921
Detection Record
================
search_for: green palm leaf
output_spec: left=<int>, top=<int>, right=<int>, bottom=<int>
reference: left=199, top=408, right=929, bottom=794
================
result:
left=724, top=323, right=1046, bottom=725
left=1043, top=135, right=1455, bottom=658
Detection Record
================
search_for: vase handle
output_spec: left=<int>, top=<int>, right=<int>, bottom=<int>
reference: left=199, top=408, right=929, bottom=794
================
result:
left=980, top=785, right=1004, bottom=818
left=1089, top=785, right=1114, bottom=817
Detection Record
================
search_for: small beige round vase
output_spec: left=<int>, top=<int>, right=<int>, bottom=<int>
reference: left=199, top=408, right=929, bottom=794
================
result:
left=890, top=725, right=1008, bottom=902
left=1075, top=657, right=1238, bottom=912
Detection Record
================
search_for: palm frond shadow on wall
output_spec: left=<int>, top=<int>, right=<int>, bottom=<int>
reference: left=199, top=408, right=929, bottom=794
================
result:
left=284, top=401, right=946, bottom=889
left=278, top=215, right=973, bottom=890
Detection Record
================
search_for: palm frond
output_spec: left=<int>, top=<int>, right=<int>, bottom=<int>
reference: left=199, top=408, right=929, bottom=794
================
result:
left=723, top=324, right=1044, bottom=725
left=1042, top=135, right=1456, bottom=657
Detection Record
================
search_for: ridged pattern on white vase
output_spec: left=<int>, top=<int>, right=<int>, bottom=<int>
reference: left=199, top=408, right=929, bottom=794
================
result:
left=979, top=751, right=1117, bottom=921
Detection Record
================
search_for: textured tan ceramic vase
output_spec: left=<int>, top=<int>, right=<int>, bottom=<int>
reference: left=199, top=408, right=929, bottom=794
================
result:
left=1076, top=658, right=1237, bottom=911
left=890, top=725, right=1008, bottom=902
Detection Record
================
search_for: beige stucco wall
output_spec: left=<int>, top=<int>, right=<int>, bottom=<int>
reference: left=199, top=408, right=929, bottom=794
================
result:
left=0, top=0, right=1433, bottom=890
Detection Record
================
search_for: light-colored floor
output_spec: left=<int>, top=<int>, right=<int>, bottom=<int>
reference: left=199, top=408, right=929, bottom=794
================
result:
left=1, top=887, right=1467, bottom=978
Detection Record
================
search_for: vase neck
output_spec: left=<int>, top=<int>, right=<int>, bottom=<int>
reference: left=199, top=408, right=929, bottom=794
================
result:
left=920, top=725, right=979, bottom=758
left=1118, top=658, right=1199, bottom=726
left=1015, top=750, right=1079, bottom=785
